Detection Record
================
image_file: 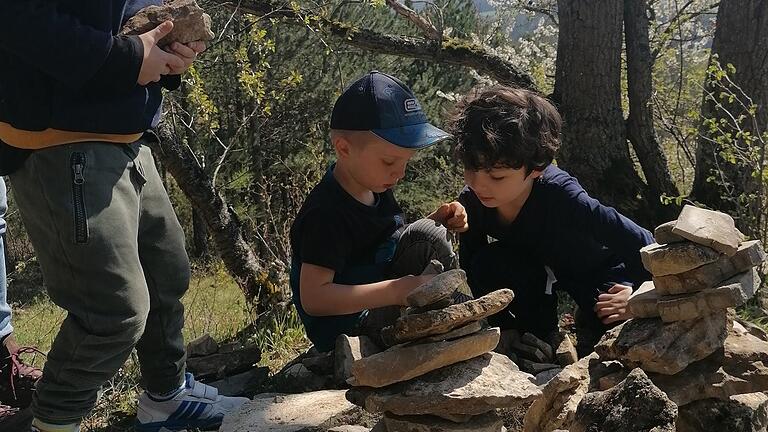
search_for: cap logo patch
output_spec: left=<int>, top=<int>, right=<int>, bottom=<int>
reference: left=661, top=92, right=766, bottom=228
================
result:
left=404, top=98, right=421, bottom=112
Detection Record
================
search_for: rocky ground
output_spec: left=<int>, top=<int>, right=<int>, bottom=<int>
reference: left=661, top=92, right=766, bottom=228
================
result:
left=202, top=205, right=768, bottom=432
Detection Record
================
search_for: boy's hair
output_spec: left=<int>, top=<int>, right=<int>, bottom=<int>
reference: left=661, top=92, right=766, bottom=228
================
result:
left=330, top=129, right=368, bottom=144
left=447, top=86, right=562, bottom=174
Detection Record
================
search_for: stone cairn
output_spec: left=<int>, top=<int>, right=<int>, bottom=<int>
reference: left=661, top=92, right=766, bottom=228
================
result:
left=524, top=204, right=768, bottom=432
left=631, top=204, right=763, bottom=324
left=344, top=269, right=542, bottom=432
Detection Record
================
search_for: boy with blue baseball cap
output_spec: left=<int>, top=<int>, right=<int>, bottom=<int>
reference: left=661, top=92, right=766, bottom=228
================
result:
left=289, top=71, right=468, bottom=352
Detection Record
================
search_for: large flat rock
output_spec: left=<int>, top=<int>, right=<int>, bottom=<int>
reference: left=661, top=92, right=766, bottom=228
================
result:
left=347, top=352, right=539, bottom=417
left=349, top=328, right=500, bottom=388
left=382, top=289, right=514, bottom=345
left=595, top=312, right=729, bottom=375
left=657, top=269, right=758, bottom=322
left=640, top=242, right=721, bottom=276
left=220, top=390, right=357, bottom=432
left=649, top=325, right=768, bottom=406
left=654, top=240, right=765, bottom=295
left=671, top=205, right=742, bottom=256
left=382, top=412, right=504, bottom=432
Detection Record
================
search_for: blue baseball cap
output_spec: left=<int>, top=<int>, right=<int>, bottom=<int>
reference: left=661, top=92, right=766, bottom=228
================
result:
left=330, top=71, right=452, bottom=149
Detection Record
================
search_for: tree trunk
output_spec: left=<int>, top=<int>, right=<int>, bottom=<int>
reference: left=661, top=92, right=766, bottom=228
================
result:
left=191, top=207, right=210, bottom=260
left=554, top=0, right=651, bottom=224
left=151, top=122, right=284, bottom=312
left=624, top=0, right=680, bottom=223
left=691, top=0, right=768, bottom=237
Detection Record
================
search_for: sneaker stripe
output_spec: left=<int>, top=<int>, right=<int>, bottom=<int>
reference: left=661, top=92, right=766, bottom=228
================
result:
left=184, top=402, right=200, bottom=419
left=169, top=400, right=190, bottom=420
left=189, top=401, right=207, bottom=419
left=135, top=374, right=246, bottom=432
left=180, top=401, right=199, bottom=419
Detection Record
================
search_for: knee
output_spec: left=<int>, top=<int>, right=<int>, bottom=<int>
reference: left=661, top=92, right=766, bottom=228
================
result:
left=402, top=218, right=455, bottom=265
left=122, top=314, right=149, bottom=346
left=90, top=298, right=150, bottom=347
left=170, top=259, right=191, bottom=299
left=120, top=293, right=151, bottom=334
left=152, top=250, right=191, bottom=301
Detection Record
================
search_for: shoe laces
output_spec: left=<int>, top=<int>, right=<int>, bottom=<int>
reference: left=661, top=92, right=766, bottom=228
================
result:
left=5, top=347, right=44, bottom=400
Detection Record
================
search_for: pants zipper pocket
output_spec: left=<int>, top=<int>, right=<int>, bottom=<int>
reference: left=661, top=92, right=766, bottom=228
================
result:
left=71, top=152, right=88, bottom=244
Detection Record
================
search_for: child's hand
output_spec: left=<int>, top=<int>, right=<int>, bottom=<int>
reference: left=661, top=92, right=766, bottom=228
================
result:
left=594, top=284, right=632, bottom=324
left=395, top=274, right=435, bottom=306
left=166, top=41, right=207, bottom=75
left=137, top=21, right=186, bottom=85
left=428, top=201, right=469, bottom=233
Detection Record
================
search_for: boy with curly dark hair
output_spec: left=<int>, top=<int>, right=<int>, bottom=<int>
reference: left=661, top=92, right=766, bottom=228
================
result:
left=448, top=86, right=654, bottom=356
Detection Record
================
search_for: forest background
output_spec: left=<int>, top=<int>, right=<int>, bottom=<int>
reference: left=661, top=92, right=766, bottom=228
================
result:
left=2, top=0, right=766, bottom=428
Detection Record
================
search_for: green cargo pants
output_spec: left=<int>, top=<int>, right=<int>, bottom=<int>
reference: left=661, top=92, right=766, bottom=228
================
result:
left=10, top=135, right=189, bottom=424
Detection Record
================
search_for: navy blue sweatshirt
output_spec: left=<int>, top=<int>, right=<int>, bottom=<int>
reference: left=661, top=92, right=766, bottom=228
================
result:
left=459, top=165, right=654, bottom=306
left=0, top=0, right=180, bottom=172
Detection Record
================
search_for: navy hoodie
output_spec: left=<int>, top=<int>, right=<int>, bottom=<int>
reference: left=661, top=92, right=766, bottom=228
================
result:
left=459, top=165, right=654, bottom=307
left=0, top=0, right=180, bottom=172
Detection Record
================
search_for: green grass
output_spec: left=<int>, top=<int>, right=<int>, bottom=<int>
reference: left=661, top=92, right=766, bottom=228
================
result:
left=12, top=262, right=259, bottom=360
left=737, top=298, right=768, bottom=330
left=8, top=260, right=309, bottom=431
left=249, top=303, right=312, bottom=372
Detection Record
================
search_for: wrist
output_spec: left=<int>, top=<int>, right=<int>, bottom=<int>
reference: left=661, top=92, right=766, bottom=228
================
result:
left=394, top=275, right=418, bottom=306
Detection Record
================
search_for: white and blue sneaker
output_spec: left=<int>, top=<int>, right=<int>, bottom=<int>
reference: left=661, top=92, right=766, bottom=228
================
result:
left=135, top=373, right=248, bottom=432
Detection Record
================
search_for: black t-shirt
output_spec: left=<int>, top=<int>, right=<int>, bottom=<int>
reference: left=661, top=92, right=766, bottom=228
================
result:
left=289, top=164, right=405, bottom=351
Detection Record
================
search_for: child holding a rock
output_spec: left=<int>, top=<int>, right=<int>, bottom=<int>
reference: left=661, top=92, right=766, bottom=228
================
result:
left=0, top=1, right=247, bottom=431
left=290, top=71, right=469, bottom=353
left=447, top=86, right=655, bottom=356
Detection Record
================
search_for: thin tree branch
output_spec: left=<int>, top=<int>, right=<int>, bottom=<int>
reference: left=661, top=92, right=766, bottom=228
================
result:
left=385, top=0, right=441, bottom=40
left=650, top=0, right=719, bottom=61
left=211, top=0, right=536, bottom=88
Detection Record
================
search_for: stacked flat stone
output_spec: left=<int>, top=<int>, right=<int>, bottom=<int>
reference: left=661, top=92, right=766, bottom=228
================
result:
left=345, top=269, right=541, bottom=431
left=630, top=205, right=764, bottom=324
left=525, top=206, right=768, bottom=432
